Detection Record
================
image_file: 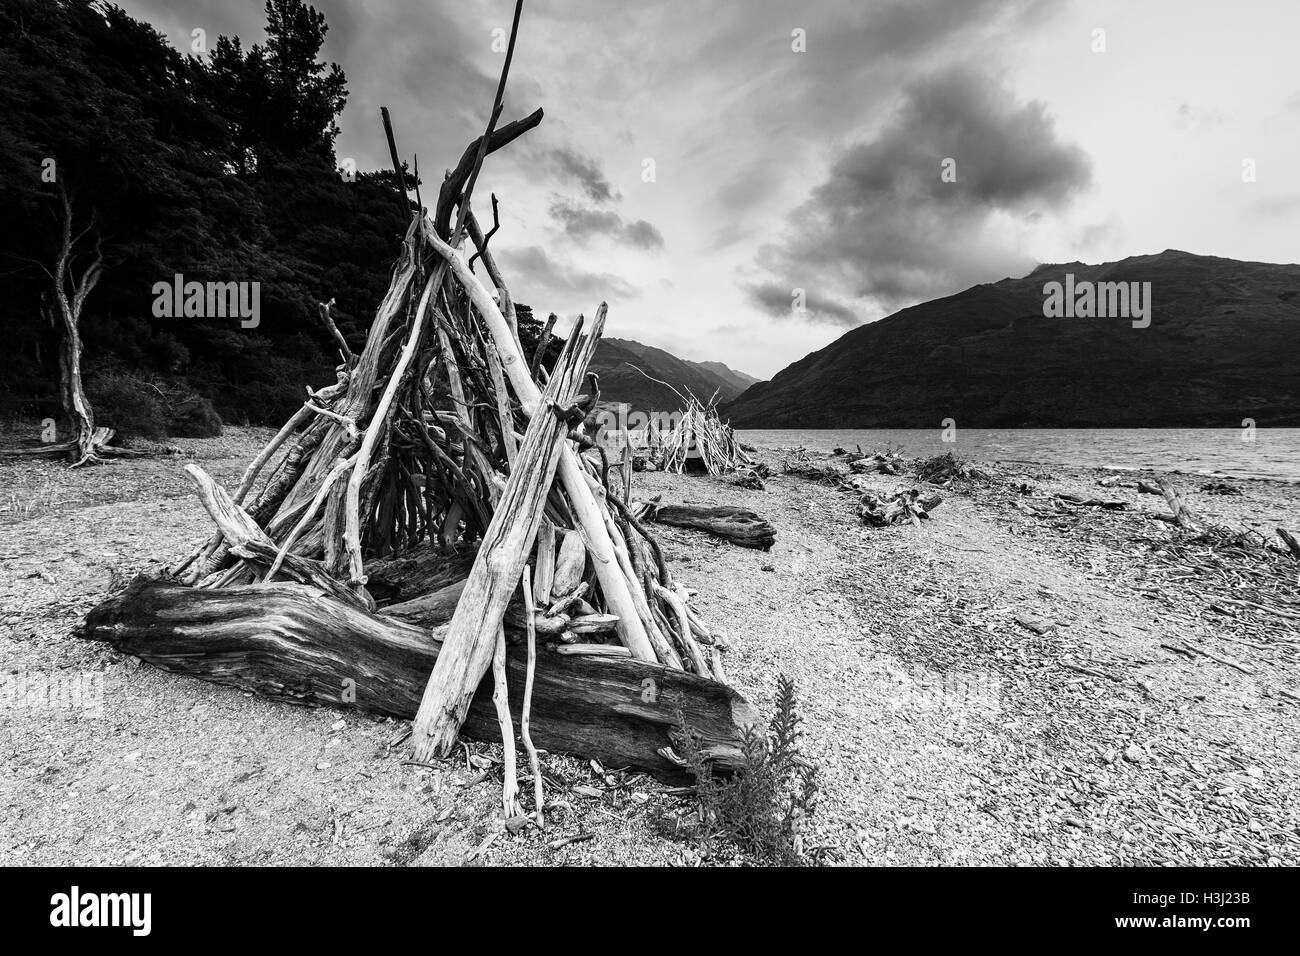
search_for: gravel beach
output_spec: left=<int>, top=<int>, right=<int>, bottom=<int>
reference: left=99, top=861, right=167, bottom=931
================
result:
left=3, top=429, right=1298, bottom=866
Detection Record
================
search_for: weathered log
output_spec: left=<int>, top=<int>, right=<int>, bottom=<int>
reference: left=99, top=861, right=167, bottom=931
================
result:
left=1053, top=492, right=1127, bottom=510
left=550, top=528, right=586, bottom=596
left=532, top=520, right=555, bottom=605
left=382, top=579, right=571, bottom=636
left=383, top=579, right=465, bottom=625
left=1278, top=528, right=1300, bottom=559
left=1156, top=474, right=1199, bottom=530
left=366, top=545, right=478, bottom=604
left=638, top=501, right=776, bottom=550
left=81, top=577, right=756, bottom=780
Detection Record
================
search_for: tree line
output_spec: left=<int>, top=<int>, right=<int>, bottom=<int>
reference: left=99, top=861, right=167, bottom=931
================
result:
left=0, top=0, right=411, bottom=455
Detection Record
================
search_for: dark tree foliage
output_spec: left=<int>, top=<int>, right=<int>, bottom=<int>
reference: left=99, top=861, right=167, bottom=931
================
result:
left=0, top=0, right=407, bottom=429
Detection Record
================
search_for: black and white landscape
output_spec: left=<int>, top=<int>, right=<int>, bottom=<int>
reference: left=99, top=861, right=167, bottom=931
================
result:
left=0, top=0, right=1296, bottom=903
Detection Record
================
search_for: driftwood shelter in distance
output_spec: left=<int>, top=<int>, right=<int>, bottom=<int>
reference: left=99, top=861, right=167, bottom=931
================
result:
left=81, top=0, right=756, bottom=811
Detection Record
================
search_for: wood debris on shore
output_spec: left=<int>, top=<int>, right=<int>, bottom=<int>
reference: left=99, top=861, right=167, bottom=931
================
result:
left=634, top=499, right=777, bottom=550
left=857, top=488, right=943, bottom=527
left=632, top=379, right=754, bottom=477
left=79, top=2, right=756, bottom=815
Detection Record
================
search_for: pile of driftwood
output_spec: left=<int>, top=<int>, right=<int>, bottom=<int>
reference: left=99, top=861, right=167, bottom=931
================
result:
left=914, top=452, right=988, bottom=486
left=781, top=450, right=947, bottom=529
left=650, top=390, right=753, bottom=476
left=857, top=488, right=943, bottom=527
left=782, top=454, right=847, bottom=483
left=731, top=463, right=770, bottom=490
left=850, top=451, right=905, bottom=475
left=80, top=3, right=756, bottom=816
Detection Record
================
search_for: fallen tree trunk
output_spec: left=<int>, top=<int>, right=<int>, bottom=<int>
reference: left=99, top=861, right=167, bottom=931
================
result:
left=82, top=576, right=756, bottom=780
left=636, top=501, right=776, bottom=550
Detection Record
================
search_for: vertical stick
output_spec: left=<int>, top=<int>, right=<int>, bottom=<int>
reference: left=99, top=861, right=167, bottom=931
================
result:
left=380, top=106, right=410, bottom=217
left=491, top=623, right=522, bottom=819
left=520, top=565, right=544, bottom=827
left=530, top=313, right=556, bottom=379
left=1156, top=474, right=1199, bottom=530
left=484, top=338, right=518, bottom=470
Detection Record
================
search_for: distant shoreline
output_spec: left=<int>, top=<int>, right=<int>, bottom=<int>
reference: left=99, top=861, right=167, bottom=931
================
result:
left=739, top=427, right=1300, bottom=485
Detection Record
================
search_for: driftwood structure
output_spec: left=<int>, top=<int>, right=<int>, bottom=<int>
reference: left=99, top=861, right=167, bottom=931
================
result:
left=657, top=397, right=753, bottom=475
left=80, top=1, right=753, bottom=809
left=627, top=367, right=752, bottom=476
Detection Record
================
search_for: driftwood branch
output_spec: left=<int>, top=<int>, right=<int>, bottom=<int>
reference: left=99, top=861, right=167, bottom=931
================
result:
left=1156, top=474, right=1199, bottom=530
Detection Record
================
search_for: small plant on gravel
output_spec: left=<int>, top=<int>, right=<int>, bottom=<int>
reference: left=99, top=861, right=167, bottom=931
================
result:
left=0, top=476, right=60, bottom=520
left=674, top=674, right=819, bottom=865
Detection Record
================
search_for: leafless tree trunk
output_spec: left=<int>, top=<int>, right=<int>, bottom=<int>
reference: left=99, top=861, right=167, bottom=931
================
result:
left=50, top=184, right=105, bottom=465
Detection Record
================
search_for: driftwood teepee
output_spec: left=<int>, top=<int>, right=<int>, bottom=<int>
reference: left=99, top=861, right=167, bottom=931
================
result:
left=82, top=2, right=754, bottom=802
left=628, top=366, right=754, bottom=476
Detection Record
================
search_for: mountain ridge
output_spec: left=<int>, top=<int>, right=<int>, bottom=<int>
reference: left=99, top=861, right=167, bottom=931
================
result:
left=722, top=250, right=1300, bottom=428
left=591, top=337, right=761, bottom=414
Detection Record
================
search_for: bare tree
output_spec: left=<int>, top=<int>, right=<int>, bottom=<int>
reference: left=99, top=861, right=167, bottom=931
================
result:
left=50, top=184, right=105, bottom=464
left=1, top=183, right=134, bottom=465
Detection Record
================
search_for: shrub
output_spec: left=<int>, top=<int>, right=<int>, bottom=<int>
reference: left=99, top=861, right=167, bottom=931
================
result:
left=674, top=674, right=818, bottom=865
left=166, top=394, right=223, bottom=438
left=86, top=371, right=167, bottom=442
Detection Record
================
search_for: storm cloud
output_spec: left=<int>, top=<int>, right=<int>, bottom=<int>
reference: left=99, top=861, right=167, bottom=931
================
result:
left=545, top=147, right=620, bottom=203
left=498, top=245, right=639, bottom=306
left=549, top=199, right=664, bottom=249
left=751, top=64, right=1092, bottom=325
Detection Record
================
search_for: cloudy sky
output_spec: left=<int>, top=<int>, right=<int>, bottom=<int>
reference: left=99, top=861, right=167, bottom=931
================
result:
left=121, top=0, right=1300, bottom=378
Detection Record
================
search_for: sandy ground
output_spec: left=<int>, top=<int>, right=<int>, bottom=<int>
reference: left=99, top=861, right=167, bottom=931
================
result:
left=2, top=428, right=1298, bottom=866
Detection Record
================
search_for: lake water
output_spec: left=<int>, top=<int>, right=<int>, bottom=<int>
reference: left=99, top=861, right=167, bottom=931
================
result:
left=735, top=428, right=1300, bottom=483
